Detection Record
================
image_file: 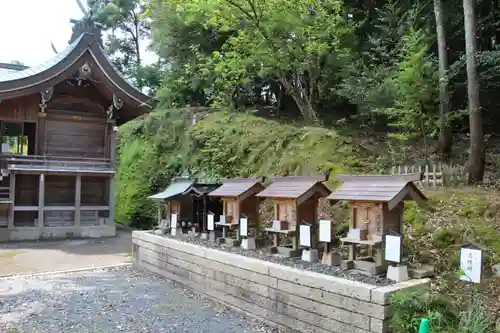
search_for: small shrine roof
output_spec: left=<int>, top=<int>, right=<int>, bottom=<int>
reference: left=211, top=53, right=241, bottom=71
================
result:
left=256, top=175, right=330, bottom=204
left=327, top=173, right=427, bottom=210
left=209, top=177, right=265, bottom=199
left=149, top=177, right=221, bottom=200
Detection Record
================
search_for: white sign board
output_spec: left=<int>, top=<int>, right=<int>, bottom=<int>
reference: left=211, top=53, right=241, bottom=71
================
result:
left=219, top=215, right=227, bottom=224
left=460, top=247, right=483, bottom=284
left=240, top=217, right=248, bottom=236
left=207, top=214, right=215, bottom=231
left=171, top=214, right=178, bottom=228
left=384, top=234, right=402, bottom=263
left=319, top=220, right=332, bottom=243
left=299, top=225, right=311, bottom=247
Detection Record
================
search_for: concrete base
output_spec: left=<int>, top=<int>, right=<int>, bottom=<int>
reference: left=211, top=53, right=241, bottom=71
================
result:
left=200, top=232, right=209, bottom=240
left=341, top=258, right=387, bottom=276
left=241, top=237, right=256, bottom=250
left=0, top=225, right=116, bottom=242
left=321, top=251, right=341, bottom=266
left=154, top=228, right=168, bottom=236
left=408, top=264, right=435, bottom=279
left=387, top=265, right=409, bottom=282
left=209, top=231, right=216, bottom=242
left=301, top=249, right=319, bottom=263
left=270, top=246, right=303, bottom=258
left=170, top=227, right=177, bottom=237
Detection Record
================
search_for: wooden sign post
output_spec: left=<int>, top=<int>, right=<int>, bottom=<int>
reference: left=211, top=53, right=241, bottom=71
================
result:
left=207, top=214, right=216, bottom=242
left=384, top=231, right=409, bottom=282
left=300, top=221, right=318, bottom=263
left=460, top=243, right=485, bottom=284
left=319, top=219, right=340, bottom=266
left=240, top=215, right=256, bottom=250
left=170, top=213, right=178, bottom=237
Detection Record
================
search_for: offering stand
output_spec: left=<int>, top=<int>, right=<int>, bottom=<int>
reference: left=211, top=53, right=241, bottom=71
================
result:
left=148, top=177, right=223, bottom=237
left=326, top=174, right=427, bottom=275
left=255, top=175, right=331, bottom=258
left=208, top=177, right=266, bottom=246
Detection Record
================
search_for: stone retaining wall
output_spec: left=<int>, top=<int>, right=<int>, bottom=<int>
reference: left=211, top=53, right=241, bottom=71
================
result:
left=132, top=231, right=429, bottom=333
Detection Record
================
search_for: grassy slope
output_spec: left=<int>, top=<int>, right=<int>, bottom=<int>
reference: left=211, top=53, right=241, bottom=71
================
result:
left=116, top=108, right=500, bottom=316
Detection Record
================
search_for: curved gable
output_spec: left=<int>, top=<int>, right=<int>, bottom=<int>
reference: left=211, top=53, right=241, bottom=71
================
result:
left=0, top=33, right=157, bottom=115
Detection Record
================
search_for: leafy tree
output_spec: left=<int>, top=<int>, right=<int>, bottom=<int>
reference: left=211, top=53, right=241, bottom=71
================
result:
left=162, top=0, right=354, bottom=124
left=89, top=0, right=161, bottom=90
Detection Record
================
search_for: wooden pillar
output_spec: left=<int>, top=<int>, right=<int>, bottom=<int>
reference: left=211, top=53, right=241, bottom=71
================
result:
left=108, top=176, right=115, bottom=225
left=37, top=174, right=45, bottom=228
left=157, top=203, right=162, bottom=226
left=7, top=173, right=15, bottom=228
left=75, top=174, right=81, bottom=227
left=109, top=125, right=117, bottom=168
left=108, top=125, right=117, bottom=225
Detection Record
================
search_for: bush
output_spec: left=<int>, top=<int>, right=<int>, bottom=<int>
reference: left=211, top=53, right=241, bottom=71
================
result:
left=390, top=287, right=497, bottom=333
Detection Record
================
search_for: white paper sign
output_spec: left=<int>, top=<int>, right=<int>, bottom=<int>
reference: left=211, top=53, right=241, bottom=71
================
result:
left=384, top=234, right=402, bottom=263
left=240, top=217, right=248, bottom=236
left=219, top=215, right=227, bottom=224
left=299, top=225, right=311, bottom=247
left=207, top=214, right=214, bottom=231
left=319, top=220, right=332, bottom=243
left=460, top=248, right=483, bottom=283
left=171, top=214, right=178, bottom=228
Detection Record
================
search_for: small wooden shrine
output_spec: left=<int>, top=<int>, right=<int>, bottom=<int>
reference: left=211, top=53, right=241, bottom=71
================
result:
left=149, top=177, right=223, bottom=234
left=208, top=177, right=265, bottom=245
left=327, top=173, right=427, bottom=275
left=256, top=175, right=331, bottom=257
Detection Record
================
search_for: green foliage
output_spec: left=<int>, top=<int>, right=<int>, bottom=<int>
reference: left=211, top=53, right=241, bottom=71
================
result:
left=390, top=288, right=496, bottom=333
left=116, top=108, right=362, bottom=228
left=160, top=0, right=354, bottom=122
left=390, top=290, right=457, bottom=333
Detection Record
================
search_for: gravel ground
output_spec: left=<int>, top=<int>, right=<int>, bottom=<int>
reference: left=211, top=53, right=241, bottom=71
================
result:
left=0, top=265, right=281, bottom=333
left=160, top=231, right=393, bottom=286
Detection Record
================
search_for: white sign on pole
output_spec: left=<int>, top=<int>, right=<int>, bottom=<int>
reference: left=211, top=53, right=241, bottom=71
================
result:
left=240, top=217, right=248, bottom=236
left=207, top=214, right=214, bottom=231
left=460, top=247, right=483, bottom=283
left=319, top=220, right=332, bottom=243
left=171, top=214, right=178, bottom=229
left=299, top=225, right=311, bottom=247
left=384, top=234, right=402, bottom=263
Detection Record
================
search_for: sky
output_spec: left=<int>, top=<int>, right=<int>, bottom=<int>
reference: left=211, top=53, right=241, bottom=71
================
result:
left=0, top=0, right=155, bottom=66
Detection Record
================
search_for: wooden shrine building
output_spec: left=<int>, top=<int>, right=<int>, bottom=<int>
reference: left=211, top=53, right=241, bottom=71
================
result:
left=0, top=17, right=156, bottom=241
left=256, top=175, right=331, bottom=257
left=327, top=174, right=427, bottom=274
left=208, top=177, right=265, bottom=243
left=149, top=177, right=223, bottom=234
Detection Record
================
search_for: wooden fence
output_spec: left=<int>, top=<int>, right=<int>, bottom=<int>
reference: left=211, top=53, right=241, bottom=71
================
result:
left=391, top=163, right=468, bottom=187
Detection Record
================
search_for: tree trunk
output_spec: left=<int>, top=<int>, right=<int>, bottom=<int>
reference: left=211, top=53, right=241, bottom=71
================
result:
left=463, top=0, right=485, bottom=183
left=434, top=0, right=453, bottom=160
left=279, top=77, right=320, bottom=124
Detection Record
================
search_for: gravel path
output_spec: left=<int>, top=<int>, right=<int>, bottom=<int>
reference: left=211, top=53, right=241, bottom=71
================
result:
left=0, top=265, right=280, bottom=333
left=157, top=231, right=393, bottom=286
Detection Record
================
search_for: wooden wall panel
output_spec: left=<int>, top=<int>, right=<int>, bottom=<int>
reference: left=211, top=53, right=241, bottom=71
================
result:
left=45, top=118, right=105, bottom=157
left=0, top=95, right=39, bottom=122
left=80, top=210, right=100, bottom=226
left=81, top=176, right=107, bottom=205
left=14, top=175, right=38, bottom=206
left=45, top=175, right=75, bottom=205
left=44, top=211, right=75, bottom=227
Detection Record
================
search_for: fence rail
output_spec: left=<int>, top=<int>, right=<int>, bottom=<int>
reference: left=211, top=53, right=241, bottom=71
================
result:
left=2, top=154, right=112, bottom=170
left=391, top=163, right=468, bottom=187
